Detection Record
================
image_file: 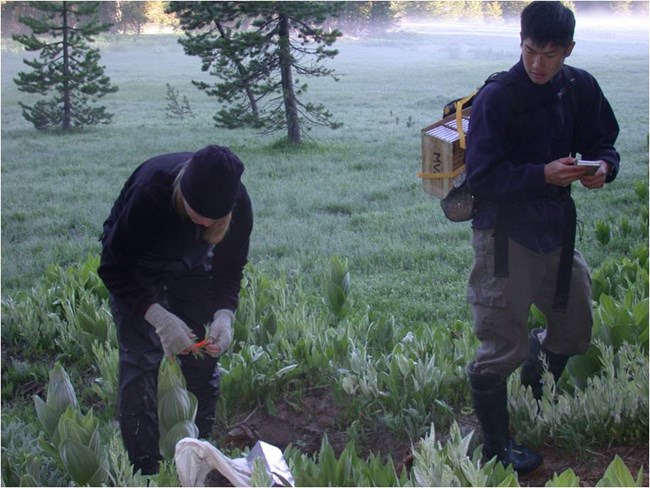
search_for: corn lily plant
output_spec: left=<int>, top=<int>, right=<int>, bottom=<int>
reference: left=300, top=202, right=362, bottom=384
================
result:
left=33, top=362, right=109, bottom=486
left=33, top=362, right=77, bottom=437
left=324, top=255, right=352, bottom=321
left=157, top=357, right=199, bottom=460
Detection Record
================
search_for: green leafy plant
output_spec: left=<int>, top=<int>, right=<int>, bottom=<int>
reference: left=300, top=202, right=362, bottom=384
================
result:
left=1, top=416, right=64, bottom=487
left=90, top=341, right=119, bottom=419
left=33, top=362, right=78, bottom=438
left=157, top=358, right=199, bottom=460
left=56, top=408, right=109, bottom=486
left=411, top=423, right=520, bottom=487
left=545, top=468, right=580, bottom=487
left=568, top=292, right=648, bottom=390
left=324, top=255, right=352, bottom=321
left=594, top=219, right=612, bottom=245
left=54, top=289, right=115, bottom=357
left=591, top=247, right=648, bottom=302
left=596, top=455, right=645, bottom=487
left=33, top=362, right=109, bottom=486
left=288, top=434, right=407, bottom=487
left=512, top=342, right=649, bottom=451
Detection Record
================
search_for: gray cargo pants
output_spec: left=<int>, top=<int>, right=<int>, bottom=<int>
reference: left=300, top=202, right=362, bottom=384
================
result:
left=467, top=229, right=593, bottom=378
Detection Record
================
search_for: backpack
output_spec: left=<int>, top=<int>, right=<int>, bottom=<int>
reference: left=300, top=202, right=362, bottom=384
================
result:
left=439, top=71, right=520, bottom=221
left=439, top=67, right=578, bottom=222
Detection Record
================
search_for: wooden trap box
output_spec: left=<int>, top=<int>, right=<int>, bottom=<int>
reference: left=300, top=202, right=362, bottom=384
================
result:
left=420, top=108, right=471, bottom=199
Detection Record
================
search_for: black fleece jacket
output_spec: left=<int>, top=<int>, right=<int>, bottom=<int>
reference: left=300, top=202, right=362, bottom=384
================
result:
left=98, top=152, right=253, bottom=317
left=466, top=59, right=619, bottom=253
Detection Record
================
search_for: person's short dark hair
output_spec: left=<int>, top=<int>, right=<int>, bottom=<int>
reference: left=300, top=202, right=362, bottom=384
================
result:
left=521, top=1, right=575, bottom=48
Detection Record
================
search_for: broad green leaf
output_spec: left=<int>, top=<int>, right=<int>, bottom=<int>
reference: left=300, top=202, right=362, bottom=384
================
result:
left=159, top=420, right=199, bottom=460
left=38, top=438, right=61, bottom=462
left=58, top=415, right=91, bottom=445
left=636, top=467, right=645, bottom=486
left=158, top=385, right=193, bottom=432
left=263, top=309, right=278, bottom=339
left=47, top=362, right=77, bottom=414
left=632, top=298, right=649, bottom=327
left=496, top=473, right=521, bottom=486
left=395, top=353, right=411, bottom=377
left=33, top=395, right=59, bottom=436
left=530, top=304, right=547, bottom=326
left=610, top=324, right=639, bottom=350
left=567, top=345, right=602, bottom=389
left=59, top=438, right=101, bottom=486
left=275, top=363, right=299, bottom=378
left=545, top=468, right=580, bottom=487
left=595, top=455, right=638, bottom=487
left=158, top=357, right=186, bottom=393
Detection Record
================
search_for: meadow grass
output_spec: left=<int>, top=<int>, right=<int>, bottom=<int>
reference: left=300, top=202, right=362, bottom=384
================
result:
left=1, top=20, right=648, bottom=332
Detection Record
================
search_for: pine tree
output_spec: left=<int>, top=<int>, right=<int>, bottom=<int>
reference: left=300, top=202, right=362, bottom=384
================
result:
left=13, top=1, right=118, bottom=131
left=168, top=1, right=343, bottom=145
left=165, top=83, right=194, bottom=120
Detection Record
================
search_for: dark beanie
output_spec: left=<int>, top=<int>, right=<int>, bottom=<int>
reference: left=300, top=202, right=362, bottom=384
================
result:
left=180, top=145, right=244, bottom=219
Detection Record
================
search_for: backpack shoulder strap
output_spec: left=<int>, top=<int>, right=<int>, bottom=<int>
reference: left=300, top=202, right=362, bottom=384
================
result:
left=560, top=65, right=580, bottom=156
left=561, top=65, right=579, bottom=111
left=488, top=72, right=524, bottom=278
left=484, top=71, right=525, bottom=150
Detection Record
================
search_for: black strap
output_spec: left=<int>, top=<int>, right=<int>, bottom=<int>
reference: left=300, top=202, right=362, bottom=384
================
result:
left=553, top=67, right=578, bottom=311
left=553, top=193, right=577, bottom=312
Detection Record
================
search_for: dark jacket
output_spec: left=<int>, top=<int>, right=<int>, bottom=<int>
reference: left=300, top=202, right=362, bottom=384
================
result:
left=465, top=59, right=619, bottom=253
left=98, top=152, right=253, bottom=317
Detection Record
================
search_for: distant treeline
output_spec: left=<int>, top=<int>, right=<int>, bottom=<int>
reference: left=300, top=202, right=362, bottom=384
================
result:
left=2, top=1, right=647, bottom=37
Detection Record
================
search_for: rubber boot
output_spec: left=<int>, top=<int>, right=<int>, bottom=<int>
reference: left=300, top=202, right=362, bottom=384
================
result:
left=468, top=362, right=543, bottom=475
left=520, top=328, right=569, bottom=400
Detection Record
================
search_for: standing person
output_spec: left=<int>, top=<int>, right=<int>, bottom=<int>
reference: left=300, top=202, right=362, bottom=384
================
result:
left=464, top=2, right=619, bottom=475
left=98, top=145, right=253, bottom=475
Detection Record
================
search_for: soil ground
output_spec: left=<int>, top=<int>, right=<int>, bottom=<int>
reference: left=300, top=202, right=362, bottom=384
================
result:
left=211, top=385, right=648, bottom=487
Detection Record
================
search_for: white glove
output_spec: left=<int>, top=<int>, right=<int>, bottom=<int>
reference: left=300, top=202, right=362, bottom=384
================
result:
left=207, top=309, right=234, bottom=356
left=144, top=303, right=196, bottom=356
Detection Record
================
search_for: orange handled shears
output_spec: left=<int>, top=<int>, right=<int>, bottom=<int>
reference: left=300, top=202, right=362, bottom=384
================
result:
left=193, top=339, right=209, bottom=349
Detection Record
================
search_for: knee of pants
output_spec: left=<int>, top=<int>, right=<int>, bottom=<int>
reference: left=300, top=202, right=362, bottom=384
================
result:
left=118, top=350, right=162, bottom=415
left=473, top=315, right=530, bottom=377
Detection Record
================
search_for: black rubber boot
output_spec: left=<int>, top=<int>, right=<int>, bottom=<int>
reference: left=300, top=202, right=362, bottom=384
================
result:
left=520, top=328, right=569, bottom=400
left=468, top=362, right=543, bottom=475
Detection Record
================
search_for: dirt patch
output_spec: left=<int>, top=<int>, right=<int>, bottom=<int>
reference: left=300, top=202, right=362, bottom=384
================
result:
left=212, top=386, right=648, bottom=486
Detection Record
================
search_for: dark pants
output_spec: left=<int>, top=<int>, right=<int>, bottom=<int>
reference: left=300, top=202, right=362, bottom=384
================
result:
left=110, top=279, right=220, bottom=475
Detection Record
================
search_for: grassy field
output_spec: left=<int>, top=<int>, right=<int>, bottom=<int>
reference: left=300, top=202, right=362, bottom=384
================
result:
left=1, top=17, right=648, bottom=486
left=2, top=20, right=648, bottom=327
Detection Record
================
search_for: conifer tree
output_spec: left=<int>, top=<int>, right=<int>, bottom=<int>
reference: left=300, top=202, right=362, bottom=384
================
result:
left=13, top=1, right=118, bottom=131
left=168, top=1, right=343, bottom=145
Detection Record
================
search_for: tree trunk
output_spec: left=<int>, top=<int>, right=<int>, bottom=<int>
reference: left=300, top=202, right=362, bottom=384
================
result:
left=61, top=1, right=71, bottom=129
left=278, top=11, right=301, bottom=144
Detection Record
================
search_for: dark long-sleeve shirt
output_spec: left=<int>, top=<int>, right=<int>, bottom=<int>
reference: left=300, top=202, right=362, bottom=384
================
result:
left=465, top=59, right=619, bottom=253
left=98, top=152, right=253, bottom=317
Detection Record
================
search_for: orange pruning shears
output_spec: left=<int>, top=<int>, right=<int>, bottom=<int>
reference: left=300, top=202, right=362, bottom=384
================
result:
left=193, top=339, right=209, bottom=350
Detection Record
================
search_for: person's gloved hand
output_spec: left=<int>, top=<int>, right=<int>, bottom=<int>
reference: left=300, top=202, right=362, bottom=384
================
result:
left=144, top=303, right=196, bottom=356
left=205, top=309, right=234, bottom=357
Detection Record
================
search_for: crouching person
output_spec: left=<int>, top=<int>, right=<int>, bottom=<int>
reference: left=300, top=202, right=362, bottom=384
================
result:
left=98, top=145, right=253, bottom=475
